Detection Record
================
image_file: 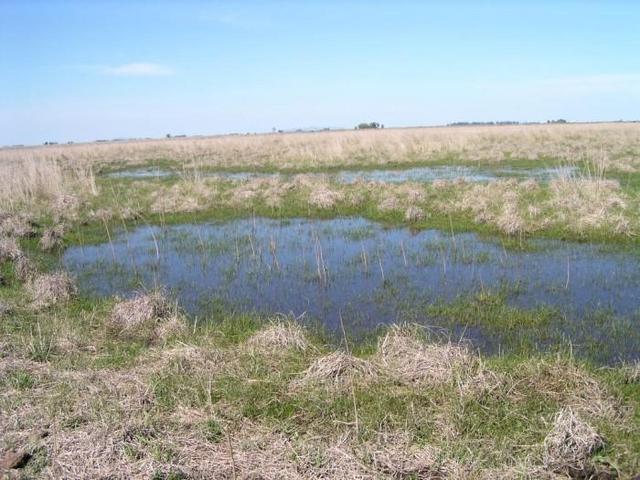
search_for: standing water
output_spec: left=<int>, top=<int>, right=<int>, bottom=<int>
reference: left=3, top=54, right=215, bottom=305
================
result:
left=64, top=217, right=640, bottom=362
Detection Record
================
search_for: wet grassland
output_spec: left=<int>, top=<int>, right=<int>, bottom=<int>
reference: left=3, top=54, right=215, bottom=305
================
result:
left=2, top=127, right=640, bottom=478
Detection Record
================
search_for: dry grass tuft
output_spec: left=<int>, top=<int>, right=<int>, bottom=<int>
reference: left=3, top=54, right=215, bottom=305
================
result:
left=152, top=344, right=223, bottom=373
left=43, top=424, right=158, bottom=479
left=108, top=290, right=185, bottom=340
left=367, top=432, right=465, bottom=479
left=0, top=213, right=35, bottom=238
left=517, top=359, right=622, bottom=421
left=28, top=272, right=76, bottom=309
left=246, top=319, right=310, bottom=353
left=542, top=408, right=604, bottom=477
left=0, top=236, right=22, bottom=261
left=621, top=361, right=640, bottom=384
left=292, top=351, right=379, bottom=389
left=308, top=186, right=343, bottom=209
left=13, top=254, right=37, bottom=282
left=0, top=300, right=12, bottom=317
left=375, top=326, right=476, bottom=387
left=495, top=201, right=526, bottom=235
left=549, top=177, right=631, bottom=234
left=170, top=422, right=303, bottom=479
left=39, top=224, right=65, bottom=251
left=51, top=193, right=81, bottom=222
left=378, top=193, right=401, bottom=212
left=404, top=206, right=426, bottom=222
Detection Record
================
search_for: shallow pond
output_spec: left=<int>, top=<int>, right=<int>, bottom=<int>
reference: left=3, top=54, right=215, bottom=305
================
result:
left=105, top=165, right=577, bottom=183
left=63, top=217, right=639, bottom=362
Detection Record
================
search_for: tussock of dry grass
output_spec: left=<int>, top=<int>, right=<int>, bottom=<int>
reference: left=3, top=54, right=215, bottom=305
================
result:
left=39, top=224, right=64, bottom=251
left=0, top=213, right=35, bottom=238
left=378, top=193, right=400, bottom=212
left=149, top=181, right=215, bottom=213
left=0, top=236, right=22, bottom=262
left=108, top=290, right=185, bottom=340
left=14, top=254, right=37, bottom=282
left=516, top=359, right=622, bottom=421
left=542, top=408, right=604, bottom=477
left=375, top=326, right=476, bottom=387
left=367, top=432, right=465, bottom=479
left=0, top=300, right=11, bottom=317
left=292, top=351, right=379, bottom=389
left=50, top=194, right=81, bottom=222
left=308, top=185, right=343, bottom=209
left=28, top=272, right=76, bottom=309
left=168, top=422, right=305, bottom=480
left=151, top=344, right=223, bottom=374
left=43, top=424, right=158, bottom=479
left=404, top=205, right=425, bottom=222
left=549, top=177, right=630, bottom=234
left=456, top=179, right=531, bottom=235
left=622, top=361, right=640, bottom=384
left=245, top=319, right=310, bottom=353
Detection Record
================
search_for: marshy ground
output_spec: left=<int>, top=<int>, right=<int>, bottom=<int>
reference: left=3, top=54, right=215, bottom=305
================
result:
left=1, top=123, right=639, bottom=478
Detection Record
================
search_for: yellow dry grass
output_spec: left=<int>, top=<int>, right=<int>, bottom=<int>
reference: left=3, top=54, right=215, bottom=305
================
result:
left=2, top=122, right=640, bottom=173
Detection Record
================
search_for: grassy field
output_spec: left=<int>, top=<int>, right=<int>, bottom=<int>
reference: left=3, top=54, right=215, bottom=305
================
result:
left=1, top=123, right=640, bottom=478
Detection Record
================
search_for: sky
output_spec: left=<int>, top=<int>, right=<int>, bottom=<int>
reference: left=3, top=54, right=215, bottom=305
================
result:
left=1, top=0, right=639, bottom=146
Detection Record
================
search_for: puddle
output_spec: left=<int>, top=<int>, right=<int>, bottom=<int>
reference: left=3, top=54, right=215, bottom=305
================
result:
left=63, top=217, right=639, bottom=362
left=105, top=168, right=173, bottom=179
left=104, top=165, right=577, bottom=183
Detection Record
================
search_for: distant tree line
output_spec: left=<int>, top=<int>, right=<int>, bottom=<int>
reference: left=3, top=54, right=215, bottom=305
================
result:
left=448, top=119, right=570, bottom=127
left=355, top=122, right=384, bottom=130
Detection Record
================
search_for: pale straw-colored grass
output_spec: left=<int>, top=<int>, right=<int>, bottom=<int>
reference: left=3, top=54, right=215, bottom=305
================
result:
left=3, top=123, right=640, bottom=172
left=542, top=408, right=604, bottom=477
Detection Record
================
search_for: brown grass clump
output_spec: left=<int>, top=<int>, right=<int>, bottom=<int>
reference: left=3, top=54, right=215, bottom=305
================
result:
left=378, top=193, right=400, bottom=212
left=13, top=254, right=37, bottom=282
left=621, top=361, right=640, bottom=384
left=39, top=224, right=65, bottom=251
left=169, top=422, right=303, bottom=479
left=542, top=408, right=604, bottom=477
left=28, top=272, right=76, bottom=309
left=108, top=290, right=185, bottom=340
left=246, top=320, right=310, bottom=353
left=404, top=206, right=426, bottom=222
left=43, top=425, right=158, bottom=478
left=149, top=183, right=208, bottom=213
left=549, top=177, right=631, bottom=234
left=0, top=213, right=35, bottom=238
left=51, top=193, right=81, bottom=222
left=495, top=202, right=526, bottom=235
left=292, top=351, right=379, bottom=389
left=308, top=186, right=343, bottom=209
left=151, top=344, right=223, bottom=374
left=375, top=326, right=476, bottom=387
left=367, top=432, right=464, bottom=479
left=0, top=300, right=12, bottom=317
left=0, top=236, right=22, bottom=262
left=515, top=359, right=621, bottom=421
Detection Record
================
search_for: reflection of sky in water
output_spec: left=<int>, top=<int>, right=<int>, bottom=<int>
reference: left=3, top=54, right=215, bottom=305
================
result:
left=105, top=165, right=578, bottom=183
left=64, top=217, right=640, bottom=362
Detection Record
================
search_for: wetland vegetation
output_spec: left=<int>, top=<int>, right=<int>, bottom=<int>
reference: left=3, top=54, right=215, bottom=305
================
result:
left=1, top=124, right=640, bottom=478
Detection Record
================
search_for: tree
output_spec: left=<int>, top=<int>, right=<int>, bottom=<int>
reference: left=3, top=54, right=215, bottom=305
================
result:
left=356, top=122, right=381, bottom=130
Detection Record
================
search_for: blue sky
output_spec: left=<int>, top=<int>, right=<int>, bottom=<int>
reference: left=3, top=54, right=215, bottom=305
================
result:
left=1, top=1, right=639, bottom=145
